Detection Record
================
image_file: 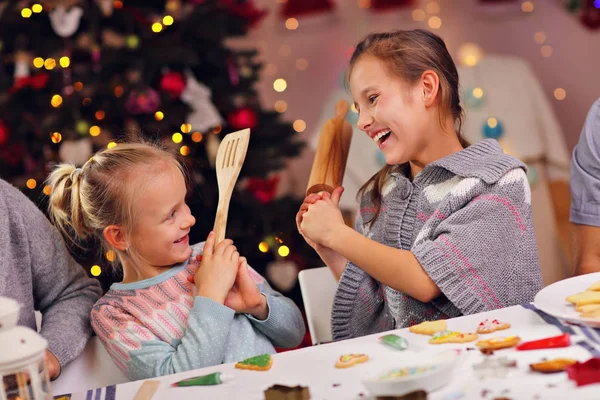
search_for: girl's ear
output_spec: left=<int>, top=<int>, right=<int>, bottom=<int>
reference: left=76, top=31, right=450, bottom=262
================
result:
left=103, top=225, right=128, bottom=251
left=421, top=70, right=440, bottom=107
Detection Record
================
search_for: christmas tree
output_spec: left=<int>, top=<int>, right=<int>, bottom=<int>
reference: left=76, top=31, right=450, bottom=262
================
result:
left=0, top=0, right=321, bottom=309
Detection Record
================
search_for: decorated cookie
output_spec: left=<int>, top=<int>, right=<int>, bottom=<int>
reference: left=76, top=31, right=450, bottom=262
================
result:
left=409, top=320, right=447, bottom=335
left=476, top=319, right=511, bottom=334
left=476, top=336, right=521, bottom=350
left=378, top=365, right=437, bottom=381
left=566, top=290, right=600, bottom=307
left=530, top=358, right=578, bottom=373
left=335, top=353, right=369, bottom=368
left=235, top=354, right=273, bottom=371
left=428, top=330, right=478, bottom=344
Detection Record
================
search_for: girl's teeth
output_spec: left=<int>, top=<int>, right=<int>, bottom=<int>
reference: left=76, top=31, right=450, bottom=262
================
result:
left=374, top=130, right=391, bottom=143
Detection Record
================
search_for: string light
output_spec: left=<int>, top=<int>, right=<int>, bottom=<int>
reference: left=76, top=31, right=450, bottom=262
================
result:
left=258, top=242, right=269, bottom=253
left=114, top=1, right=123, bottom=9
left=26, top=179, right=37, bottom=189
left=274, top=100, right=288, bottom=113
left=107, top=141, right=117, bottom=149
left=181, top=123, right=192, bottom=133
left=285, top=18, right=299, bottom=30
left=472, top=87, right=484, bottom=99
left=21, top=8, right=32, bottom=18
left=82, top=98, right=92, bottom=106
left=172, top=133, right=183, bottom=143
left=95, top=110, right=105, bottom=120
left=293, top=119, right=306, bottom=132
left=358, top=0, right=371, bottom=8
left=32, top=4, right=43, bottom=13
left=59, top=56, right=70, bottom=68
left=90, top=265, right=102, bottom=276
left=264, top=64, right=277, bottom=76
left=44, top=58, right=56, bottom=70
left=428, top=16, right=442, bottom=29
left=43, top=185, right=51, bottom=196
left=163, top=15, right=174, bottom=26
left=540, top=45, right=553, bottom=57
left=180, top=145, right=190, bottom=156
left=521, top=1, right=534, bottom=13
left=458, top=43, right=483, bottom=67
left=412, top=9, right=426, bottom=21
left=487, top=117, right=498, bottom=129
left=273, top=78, right=287, bottom=92
left=74, top=82, right=83, bottom=91
left=33, top=57, right=44, bottom=68
left=278, top=45, right=291, bottom=57
left=154, top=111, right=164, bottom=121
left=426, top=1, right=440, bottom=14
left=278, top=245, right=290, bottom=257
left=554, top=88, right=566, bottom=100
left=191, top=132, right=203, bottom=142
left=50, top=94, right=63, bottom=108
left=89, top=125, right=101, bottom=136
left=50, top=132, right=62, bottom=143
left=151, top=23, right=163, bottom=33
left=295, top=58, right=308, bottom=71
left=114, top=86, right=124, bottom=97
left=105, top=250, right=116, bottom=262
left=534, top=32, right=546, bottom=44
left=213, top=125, right=222, bottom=134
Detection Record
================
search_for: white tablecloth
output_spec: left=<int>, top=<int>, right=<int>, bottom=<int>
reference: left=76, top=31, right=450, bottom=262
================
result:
left=64, top=305, right=600, bottom=400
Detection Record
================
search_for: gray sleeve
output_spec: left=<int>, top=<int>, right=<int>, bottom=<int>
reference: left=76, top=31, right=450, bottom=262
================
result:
left=244, top=267, right=306, bottom=348
left=24, top=194, right=102, bottom=367
left=413, top=170, right=543, bottom=315
left=570, top=98, right=600, bottom=226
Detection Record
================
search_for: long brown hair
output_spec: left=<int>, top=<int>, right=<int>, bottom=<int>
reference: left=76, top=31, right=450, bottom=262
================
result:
left=46, top=140, right=185, bottom=269
left=349, top=29, right=468, bottom=224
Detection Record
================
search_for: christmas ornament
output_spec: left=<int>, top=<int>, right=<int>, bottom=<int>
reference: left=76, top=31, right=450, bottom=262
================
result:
left=10, top=73, right=49, bottom=93
left=59, top=138, right=92, bottom=166
left=221, top=0, right=267, bottom=28
left=580, top=0, right=600, bottom=29
left=49, top=5, right=84, bottom=37
left=160, top=71, right=186, bottom=98
left=482, top=117, right=504, bottom=139
left=125, top=88, right=160, bottom=114
left=280, top=0, right=335, bottom=18
left=0, top=119, right=8, bottom=146
left=266, top=260, right=299, bottom=292
left=463, top=87, right=485, bottom=110
left=228, top=107, right=258, bottom=130
left=245, top=176, right=280, bottom=204
left=180, top=71, right=224, bottom=132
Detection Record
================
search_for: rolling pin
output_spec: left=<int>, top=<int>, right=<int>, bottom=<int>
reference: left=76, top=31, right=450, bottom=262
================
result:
left=306, top=100, right=353, bottom=196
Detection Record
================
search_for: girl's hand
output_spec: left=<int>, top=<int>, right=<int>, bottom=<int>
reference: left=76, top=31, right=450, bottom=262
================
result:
left=300, top=187, right=346, bottom=248
left=224, top=259, right=268, bottom=319
left=194, top=231, right=239, bottom=304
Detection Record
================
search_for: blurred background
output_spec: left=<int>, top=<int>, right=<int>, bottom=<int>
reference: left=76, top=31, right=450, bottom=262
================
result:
left=0, top=0, right=598, bottom=346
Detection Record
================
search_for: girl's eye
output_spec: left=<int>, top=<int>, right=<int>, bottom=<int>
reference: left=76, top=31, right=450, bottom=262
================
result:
left=169, top=210, right=176, bottom=219
left=369, top=95, right=378, bottom=104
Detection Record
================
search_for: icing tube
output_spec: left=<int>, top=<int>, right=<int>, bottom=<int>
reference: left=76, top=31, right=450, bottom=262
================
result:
left=171, top=372, right=233, bottom=387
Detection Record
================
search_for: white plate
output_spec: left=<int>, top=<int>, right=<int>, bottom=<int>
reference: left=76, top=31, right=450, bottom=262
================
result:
left=534, top=272, right=600, bottom=328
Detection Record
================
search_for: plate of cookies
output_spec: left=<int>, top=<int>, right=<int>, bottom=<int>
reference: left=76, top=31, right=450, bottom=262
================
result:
left=534, top=272, right=600, bottom=327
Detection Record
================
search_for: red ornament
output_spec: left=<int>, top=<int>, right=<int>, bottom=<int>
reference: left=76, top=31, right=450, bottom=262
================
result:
left=221, top=0, right=268, bottom=28
left=281, top=0, right=334, bottom=18
left=10, top=73, right=49, bottom=93
left=228, top=107, right=258, bottom=129
left=160, top=71, right=186, bottom=98
left=125, top=88, right=160, bottom=115
left=245, top=176, right=280, bottom=204
left=369, top=0, right=415, bottom=10
left=581, top=0, right=600, bottom=30
left=0, top=120, right=8, bottom=147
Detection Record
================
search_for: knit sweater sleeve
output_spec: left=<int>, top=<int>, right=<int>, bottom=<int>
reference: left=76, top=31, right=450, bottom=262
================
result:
left=412, top=168, right=543, bottom=315
left=91, top=296, right=236, bottom=381
left=244, top=267, right=306, bottom=348
left=330, top=211, right=394, bottom=341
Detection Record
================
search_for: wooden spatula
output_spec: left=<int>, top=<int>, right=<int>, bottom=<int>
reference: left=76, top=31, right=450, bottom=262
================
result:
left=213, top=128, right=250, bottom=244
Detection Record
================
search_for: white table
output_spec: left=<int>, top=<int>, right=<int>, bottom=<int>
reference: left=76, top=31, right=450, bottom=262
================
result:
left=64, top=305, right=600, bottom=400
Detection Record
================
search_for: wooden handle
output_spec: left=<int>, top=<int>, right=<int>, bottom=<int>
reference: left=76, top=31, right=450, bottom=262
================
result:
left=213, top=198, right=229, bottom=245
left=306, top=100, right=353, bottom=196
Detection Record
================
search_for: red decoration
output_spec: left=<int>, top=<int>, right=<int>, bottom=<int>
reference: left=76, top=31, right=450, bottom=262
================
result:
left=516, top=333, right=571, bottom=351
left=160, top=71, right=186, bottom=98
left=281, top=0, right=334, bottom=18
left=566, top=357, right=600, bottom=386
left=245, top=176, right=280, bottom=204
left=581, top=0, right=600, bottom=30
left=125, top=88, right=160, bottom=115
left=228, top=107, right=258, bottom=130
left=0, top=120, right=8, bottom=147
left=221, top=0, right=267, bottom=28
left=369, top=0, right=415, bottom=11
left=10, top=73, right=49, bottom=93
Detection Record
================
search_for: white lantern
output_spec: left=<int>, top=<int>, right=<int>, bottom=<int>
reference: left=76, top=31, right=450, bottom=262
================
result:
left=0, top=297, right=52, bottom=400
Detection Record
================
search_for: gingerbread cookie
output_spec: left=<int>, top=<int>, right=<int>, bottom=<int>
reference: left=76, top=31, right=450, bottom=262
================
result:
left=335, top=354, right=369, bottom=368
left=530, top=358, right=577, bottom=373
left=476, top=319, right=511, bottom=334
left=476, top=336, right=521, bottom=350
left=408, top=320, right=447, bottom=335
left=235, top=354, right=272, bottom=371
left=428, top=330, right=478, bottom=344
